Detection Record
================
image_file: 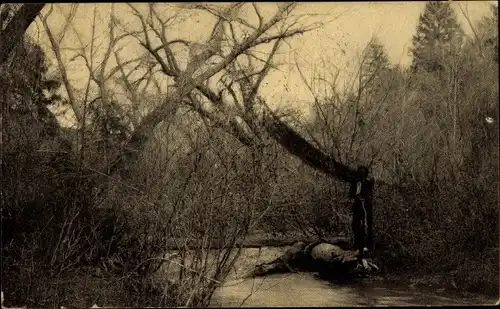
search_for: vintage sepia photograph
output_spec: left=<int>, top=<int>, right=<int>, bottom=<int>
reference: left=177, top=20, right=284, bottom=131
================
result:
left=1, top=2, right=498, bottom=308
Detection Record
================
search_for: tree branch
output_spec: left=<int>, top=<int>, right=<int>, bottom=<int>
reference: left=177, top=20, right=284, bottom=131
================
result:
left=41, top=5, right=83, bottom=122
left=259, top=102, right=358, bottom=182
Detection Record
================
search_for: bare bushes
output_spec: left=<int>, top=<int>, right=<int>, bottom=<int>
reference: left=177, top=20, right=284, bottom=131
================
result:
left=373, top=167, right=498, bottom=293
left=2, top=148, right=99, bottom=307
left=1, top=108, right=256, bottom=307
left=266, top=22, right=498, bottom=295
left=257, top=164, right=352, bottom=239
left=100, top=115, right=270, bottom=307
left=1, top=146, right=162, bottom=307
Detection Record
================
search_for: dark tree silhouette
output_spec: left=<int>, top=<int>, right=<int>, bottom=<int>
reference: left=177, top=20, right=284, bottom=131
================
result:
left=0, top=4, right=45, bottom=65
left=410, top=1, right=463, bottom=73
left=262, top=110, right=360, bottom=183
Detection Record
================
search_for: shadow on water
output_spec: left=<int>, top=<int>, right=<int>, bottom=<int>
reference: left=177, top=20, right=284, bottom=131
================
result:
left=209, top=247, right=496, bottom=307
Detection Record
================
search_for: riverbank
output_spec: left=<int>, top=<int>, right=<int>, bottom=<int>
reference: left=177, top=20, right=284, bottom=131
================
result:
left=374, top=268, right=498, bottom=299
left=213, top=231, right=498, bottom=300
left=211, top=247, right=496, bottom=307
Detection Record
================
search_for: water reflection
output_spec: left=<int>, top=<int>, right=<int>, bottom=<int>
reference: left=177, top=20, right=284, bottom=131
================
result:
left=210, top=247, right=495, bottom=307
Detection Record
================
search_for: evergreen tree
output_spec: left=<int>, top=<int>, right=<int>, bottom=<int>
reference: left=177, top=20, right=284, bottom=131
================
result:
left=360, top=37, right=394, bottom=105
left=410, top=1, right=463, bottom=73
left=476, top=3, right=498, bottom=63
left=361, top=37, right=390, bottom=89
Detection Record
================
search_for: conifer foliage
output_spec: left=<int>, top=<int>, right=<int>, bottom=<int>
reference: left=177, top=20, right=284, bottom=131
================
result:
left=410, top=1, right=463, bottom=73
left=361, top=37, right=390, bottom=87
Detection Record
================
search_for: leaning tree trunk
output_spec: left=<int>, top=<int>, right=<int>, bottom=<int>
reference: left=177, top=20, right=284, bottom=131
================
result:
left=101, top=78, right=364, bottom=196
left=0, top=3, right=363, bottom=188
left=262, top=110, right=359, bottom=183
left=106, top=95, right=361, bottom=185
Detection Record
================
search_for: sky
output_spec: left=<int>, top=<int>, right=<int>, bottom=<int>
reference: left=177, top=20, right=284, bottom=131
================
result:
left=258, top=1, right=496, bottom=113
left=28, top=1, right=496, bottom=125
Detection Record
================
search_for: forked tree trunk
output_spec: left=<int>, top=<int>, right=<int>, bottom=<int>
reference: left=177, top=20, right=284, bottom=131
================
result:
left=108, top=103, right=362, bottom=187
left=0, top=3, right=362, bottom=188
left=107, top=98, right=181, bottom=178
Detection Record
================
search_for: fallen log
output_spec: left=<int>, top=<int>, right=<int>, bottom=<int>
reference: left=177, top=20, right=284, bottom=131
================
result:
left=164, top=234, right=350, bottom=250
left=247, top=240, right=379, bottom=279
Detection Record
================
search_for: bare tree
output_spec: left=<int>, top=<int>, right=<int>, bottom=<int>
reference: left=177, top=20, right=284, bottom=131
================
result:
left=40, top=4, right=82, bottom=122
left=41, top=4, right=153, bottom=169
left=37, top=3, right=360, bottom=183
left=121, top=2, right=360, bottom=183
left=296, top=38, right=404, bottom=178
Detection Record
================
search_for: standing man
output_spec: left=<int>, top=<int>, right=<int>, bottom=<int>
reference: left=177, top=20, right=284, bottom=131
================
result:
left=349, top=165, right=374, bottom=258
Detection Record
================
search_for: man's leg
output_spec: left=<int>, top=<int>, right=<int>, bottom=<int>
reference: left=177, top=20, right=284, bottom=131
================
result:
left=365, top=200, right=373, bottom=252
left=351, top=206, right=358, bottom=248
left=352, top=202, right=364, bottom=253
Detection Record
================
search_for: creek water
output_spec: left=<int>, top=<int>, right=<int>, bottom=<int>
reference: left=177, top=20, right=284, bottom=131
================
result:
left=208, top=247, right=496, bottom=307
